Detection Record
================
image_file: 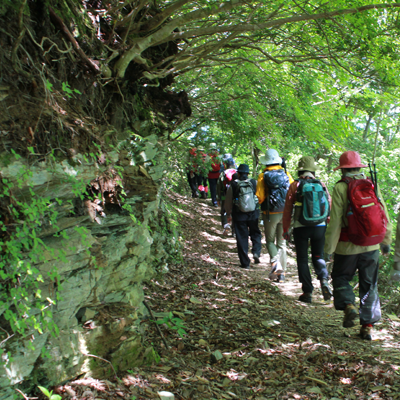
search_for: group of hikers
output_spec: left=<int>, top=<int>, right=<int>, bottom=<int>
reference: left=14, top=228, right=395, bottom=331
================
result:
left=186, top=143, right=221, bottom=205
left=187, top=145, right=397, bottom=341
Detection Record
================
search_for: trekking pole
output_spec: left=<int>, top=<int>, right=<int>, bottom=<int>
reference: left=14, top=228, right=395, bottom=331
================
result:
left=368, top=162, right=375, bottom=185
left=373, top=163, right=380, bottom=200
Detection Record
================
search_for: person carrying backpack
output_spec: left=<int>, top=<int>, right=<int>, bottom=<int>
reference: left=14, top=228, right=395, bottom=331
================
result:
left=256, top=149, right=294, bottom=282
left=207, top=143, right=221, bottom=207
left=196, top=146, right=209, bottom=199
left=217, top=155, right=238, bottom=236
left=324, top=151, right=392, bottom=340
left=186, top=146, right=201, bottom=198
left=283, top=156, right=332, bottom=302
left=225, top=164, right=262, bottom=269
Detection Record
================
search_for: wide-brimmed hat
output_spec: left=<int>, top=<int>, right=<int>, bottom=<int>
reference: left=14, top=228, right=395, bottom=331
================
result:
left=259, top=149, right=282, bottom=166
left=223, top=153, right=233, bottom=160
left=333, top=151, right=367, bottom=171
left=298, top=156, right=318, bottom=172
left=208, top=143, right=218, bottom=150
left=237, top=164, right=250, bottom=173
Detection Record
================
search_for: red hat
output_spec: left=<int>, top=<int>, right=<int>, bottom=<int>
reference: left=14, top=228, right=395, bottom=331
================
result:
left=333, top=151, right=367, bottom=171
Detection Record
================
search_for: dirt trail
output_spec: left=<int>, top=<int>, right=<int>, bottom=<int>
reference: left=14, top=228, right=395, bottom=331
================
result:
left=60, top=192, right=400, bottom=400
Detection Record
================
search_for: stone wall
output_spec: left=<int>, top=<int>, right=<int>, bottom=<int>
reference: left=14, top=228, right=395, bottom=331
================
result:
left=0, top=128, right=178, bottom=398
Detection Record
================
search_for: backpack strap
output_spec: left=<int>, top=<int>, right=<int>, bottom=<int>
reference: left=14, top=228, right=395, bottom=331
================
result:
left=339, top=176, right=352, bottom=185
left=338, top=176, right=352, bottom=242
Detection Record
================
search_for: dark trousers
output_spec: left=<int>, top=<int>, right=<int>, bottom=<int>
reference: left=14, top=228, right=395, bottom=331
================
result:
left=187, top=173, right=198, bottom=196
left=221, top=199, right=227, bottom=226
left=293, top=226, right=328, bottom=293
left=208, top=178, right=218, bottom=205
left=234, top=219, right=262, bottom=267
left=331, top=250, right=380, bottom=325
left=220, top=200, right=235, bottom=231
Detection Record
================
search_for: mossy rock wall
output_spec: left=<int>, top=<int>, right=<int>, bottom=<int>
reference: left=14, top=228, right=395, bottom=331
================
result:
left=0, top=122, right=178, bottom=399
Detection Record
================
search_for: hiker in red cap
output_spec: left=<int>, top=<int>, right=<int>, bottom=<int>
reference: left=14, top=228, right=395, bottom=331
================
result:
left=324, top=151, right=392, bottom=340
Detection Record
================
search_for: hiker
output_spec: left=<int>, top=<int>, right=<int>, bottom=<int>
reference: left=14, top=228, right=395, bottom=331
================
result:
left=187, top=146, right=201, bottom=198
left=324, top=151, right=392, bottom=340
left=207, top=143, right=221, bottom=207
left=197, top=175, right=209, bottom=199
left=217, top=155, right=238, bottom=236
left=256, top=149, right=293, bottom=282
left=282, top=156, right=332, bottom=302
left=187, top=146, right=208, bottom=199
left=225, top=164, right=262, bottom=269
left=196, top=146, right=209, bottom=199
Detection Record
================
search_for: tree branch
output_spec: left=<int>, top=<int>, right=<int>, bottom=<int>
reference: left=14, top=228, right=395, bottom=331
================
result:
left=115, top=0, right=148, bottom=29
left=114, top=0, right=249, bottom=77
left=139, top=0, right=192, bottom=32
left=49, top=7, right=100, bottom=74
left=156, top=3, right=400, bottom=45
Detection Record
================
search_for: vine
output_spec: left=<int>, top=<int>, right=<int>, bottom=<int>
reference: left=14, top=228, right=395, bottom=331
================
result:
left=0, top=152, right=97, bottom=361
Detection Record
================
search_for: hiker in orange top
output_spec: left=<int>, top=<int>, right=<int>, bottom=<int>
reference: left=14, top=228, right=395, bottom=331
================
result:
left=282, top=156, right=332, bottom=303
left=324, top=151, right=392, bottom=340
left=256, top=149, right=293, bottom=282
left=207, top=143, right=221, bottom=207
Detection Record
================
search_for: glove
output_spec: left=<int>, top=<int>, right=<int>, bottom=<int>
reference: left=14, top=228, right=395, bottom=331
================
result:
left=380, top=244, right=390, bottom=255
left=283, top=231, right=290, bottom=241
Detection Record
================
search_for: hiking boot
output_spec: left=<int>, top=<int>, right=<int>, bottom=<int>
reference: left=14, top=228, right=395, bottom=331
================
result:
left=192, top=191, right=199, bottom=198
left=343, top=303, right=358, bottom=328
left=360, top=324, right=373, bottom=341
left=274, top=261, right=284, bottom=275
left=268, top=264, right=277, bottom=280
left=299, top=293, right=312, bottom=303
left=240, top=264, right=250, bottom=269
left=277, top=274, right=285, bottom=283
left=253, top=254, right=260, bottom=264
left=320, top=278, right=332, bottom=301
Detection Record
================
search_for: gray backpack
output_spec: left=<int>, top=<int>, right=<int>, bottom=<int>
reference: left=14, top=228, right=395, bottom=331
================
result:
left=234, top=180, right=258, bottom=212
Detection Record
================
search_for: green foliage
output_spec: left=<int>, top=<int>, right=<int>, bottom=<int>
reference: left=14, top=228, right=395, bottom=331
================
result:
left=45, top=80, right=53, bottom=93
left=155, top=312, right=187, bottom=338
left=0, top=0, right=22, bottom=16
left=61, top=82, right=82, bottom=98
left=0, top=157, right=94, bottom=341
left=38, top=386, right=62, bottom=400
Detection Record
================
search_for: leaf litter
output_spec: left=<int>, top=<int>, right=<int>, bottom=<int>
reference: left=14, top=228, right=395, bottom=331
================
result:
left=57, top=191, right=400, bottom=399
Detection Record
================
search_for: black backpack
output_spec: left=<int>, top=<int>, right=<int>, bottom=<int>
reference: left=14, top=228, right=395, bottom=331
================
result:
left=263, top=169, right=290, bottom=212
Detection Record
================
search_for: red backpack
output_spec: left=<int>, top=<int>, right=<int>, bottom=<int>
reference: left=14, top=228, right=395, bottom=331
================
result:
left=339, top=177, right=387, bottom=246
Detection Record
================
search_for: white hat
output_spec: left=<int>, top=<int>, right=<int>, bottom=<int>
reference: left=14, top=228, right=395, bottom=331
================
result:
left=259, top=149, right=282, bottom=165
left=208, top=143, right=217, bottom=150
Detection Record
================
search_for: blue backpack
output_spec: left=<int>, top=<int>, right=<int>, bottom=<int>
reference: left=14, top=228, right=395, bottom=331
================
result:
left=296, top=178, right=329, bottom=226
